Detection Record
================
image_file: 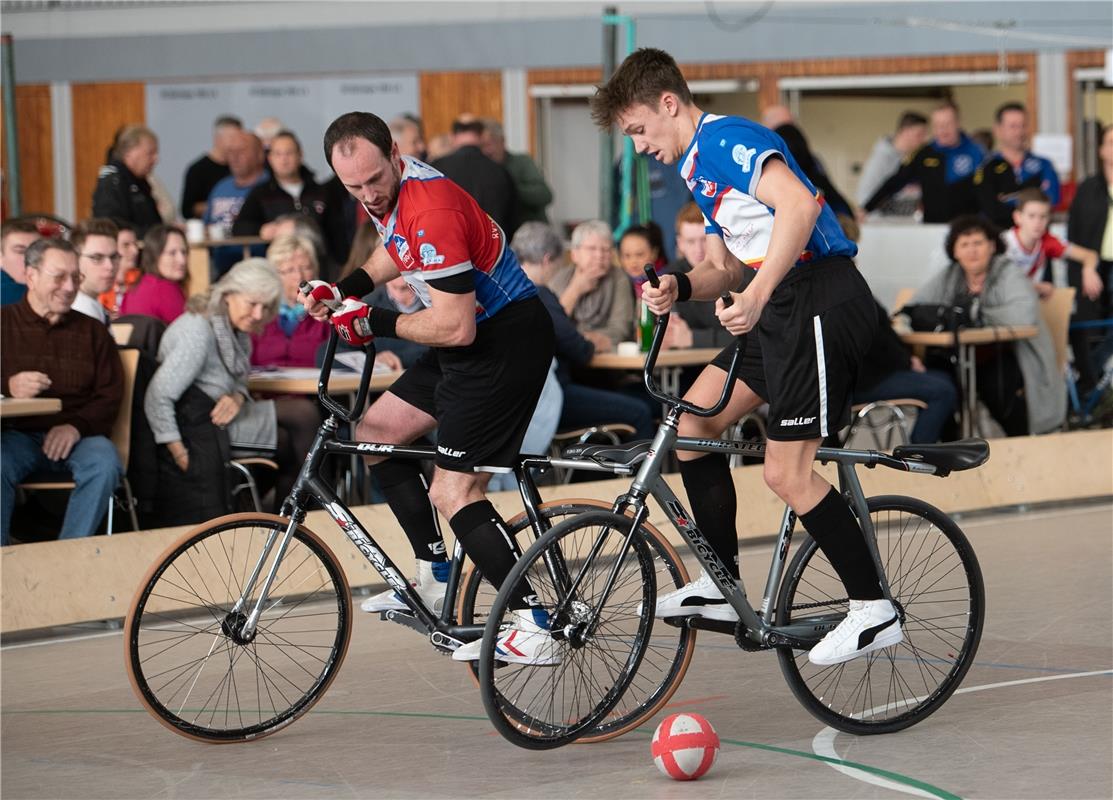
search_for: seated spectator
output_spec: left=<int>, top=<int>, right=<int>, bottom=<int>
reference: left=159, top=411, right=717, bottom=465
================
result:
left=362, top=277, right=427, bottom=369
left=1, top=218, right=42, bottom=307
left=431, top=115, right=516, bottom=236
left=269, top=213, right=335, bottom=280
left=250, top=235, right=330, bottom=368
left=70, top=218, right=120, bottom=325
left=617, top=224, right=664, bottom=298
left=481, top=118, right=554, bottom=226
left=232, top=130, right=349, bottom=270
left=513, top=222, right=654, bottom=441
left=975, top=103, right=1061, bottom=230
left=854, top=299, right=957, bottom=444
left=911, top=215, right=1065, bottom=436
left=92, top=124, right=162, bottom=237
left=205, top=131, right=269, bottom=276
left=547, top=219, right=634, bottom=350
left=120, top=224, right=189, bottom=324
left=145, top=258, right=313, bottom=509
left=99, top=221, right=141, bottom=318
left=856, top=111, right=928, bottom=217
left=180, top=115, right=241, bottom=220
left=1003, top=189, right=1100, bottom=300
left=667, top=202, right=733, bottom=350
left=1, top=239, right=123, bottom=545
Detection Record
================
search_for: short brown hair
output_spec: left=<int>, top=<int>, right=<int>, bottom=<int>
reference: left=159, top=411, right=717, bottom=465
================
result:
left=674, top=201, right=703, bottom=231
left=71, top=218, right=119, bottom=254
left=1014, top=188, right=1050, bottom=212
left=323, top=112, right=392, bottom=170
left=140, top=224, right=188, bottom=282
left=590, top=47, right=693, bottom=129
left=1, top=217, right=40, bottom=245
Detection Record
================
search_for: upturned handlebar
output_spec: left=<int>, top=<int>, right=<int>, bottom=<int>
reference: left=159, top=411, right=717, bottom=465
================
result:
left=318, top=330, right=377, bottom=424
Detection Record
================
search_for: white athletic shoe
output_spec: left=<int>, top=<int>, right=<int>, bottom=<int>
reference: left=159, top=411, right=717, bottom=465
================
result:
left=647, top=570, right=739, bottom=622
left=361, top=560, right=446, bottom=614
left=451, top=609, right=561, bottom=666
left=808, top=599, right=903, bottom=666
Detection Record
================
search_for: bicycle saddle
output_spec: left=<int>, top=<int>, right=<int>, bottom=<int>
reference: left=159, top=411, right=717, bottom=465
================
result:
left=562, top=440, right=653, bottom=467
left=892, top=438, right=990, bottom=476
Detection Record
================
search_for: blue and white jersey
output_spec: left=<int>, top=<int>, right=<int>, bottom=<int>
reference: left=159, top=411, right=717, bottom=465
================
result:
left=935, top=133, right=985, bottom=185
left=678, top=114, right=856, bottom=270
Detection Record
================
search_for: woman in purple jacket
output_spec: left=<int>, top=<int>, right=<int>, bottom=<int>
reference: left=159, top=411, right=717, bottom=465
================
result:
left=251, top=234, right=329, bottom=367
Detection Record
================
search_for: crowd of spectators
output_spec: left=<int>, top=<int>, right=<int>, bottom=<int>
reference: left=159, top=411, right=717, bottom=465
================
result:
left=0, top=104, right=1109, bottom=545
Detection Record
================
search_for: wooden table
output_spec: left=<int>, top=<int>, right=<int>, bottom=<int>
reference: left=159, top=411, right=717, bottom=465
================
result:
left=899, top=325, right=1038, bottom=437
left=589, top=347, right=721, bottom=397
left=0, top=398, right=62, bottom=418
left=187, top=236, right=268, bottom=295
left=248, top=368, right=401, bottom=396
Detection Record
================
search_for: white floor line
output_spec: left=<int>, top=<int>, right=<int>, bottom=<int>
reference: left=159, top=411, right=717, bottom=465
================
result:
left=812, top=669, right=1113, bottom=799
left=2, top=628, right=123, bottom=651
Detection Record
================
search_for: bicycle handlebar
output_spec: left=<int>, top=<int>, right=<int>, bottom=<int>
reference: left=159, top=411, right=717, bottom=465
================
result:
left=640, top=264, right=744, bottom=418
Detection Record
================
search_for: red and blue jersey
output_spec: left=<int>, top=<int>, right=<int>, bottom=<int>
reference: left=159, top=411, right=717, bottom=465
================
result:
left=678, top=114, right=856, bottom=270
left=371, top=157, right=535, bottom=323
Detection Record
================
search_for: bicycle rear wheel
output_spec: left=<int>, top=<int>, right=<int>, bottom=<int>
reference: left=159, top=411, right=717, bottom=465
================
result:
left=457, top=500, right=695, bottom=743
left=775, top=496, right=984, bottom=734
left=124, top=513, right=352, bottom=742
left=478, top=510, right=661, bottom=749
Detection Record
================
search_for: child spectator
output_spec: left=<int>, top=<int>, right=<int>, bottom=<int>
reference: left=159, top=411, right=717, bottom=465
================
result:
left=1002, top=189, right=1100, bottom=300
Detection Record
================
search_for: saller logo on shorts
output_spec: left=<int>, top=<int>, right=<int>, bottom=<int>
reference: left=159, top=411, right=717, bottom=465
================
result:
left=437, top=444, right=466, bottom=458
left=780, top=416, right=816, bottom=427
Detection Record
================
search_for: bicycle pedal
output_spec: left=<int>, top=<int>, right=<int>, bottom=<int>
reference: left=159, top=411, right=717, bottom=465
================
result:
left=379, top=609, right=426, bottom=634
left=429, top=630, right=464, bottom=653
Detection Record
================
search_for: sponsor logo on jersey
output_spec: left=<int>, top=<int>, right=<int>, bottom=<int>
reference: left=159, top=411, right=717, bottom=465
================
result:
left=732, top=144, right=757, bottom=172
left=698, top=178, right=717, bottom=197
left=418, top=243, right=445, bottom=266
left=953, top=154, right=974, bottom=176
left=1024, top=158, right=1041, bottom=174
left=391, top=233, right=414, bottom=268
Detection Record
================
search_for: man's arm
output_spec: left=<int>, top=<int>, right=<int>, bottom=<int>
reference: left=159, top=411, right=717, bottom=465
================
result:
left=64, top=326, right=123, bottom=438
left=642, top=234, right=741, bottom=316
left=394, top=284, right=477, bottom=347
left=863, top=151, right=920, bottom=213
left=1065, top=242, right=1103, bottom=300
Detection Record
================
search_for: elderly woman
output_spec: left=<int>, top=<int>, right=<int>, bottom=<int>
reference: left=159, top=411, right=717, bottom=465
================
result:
left=145, top=258, right=313, bottom=511
left=119, top=223, right=189, bottom=324
left=250, top=235, right=330, bottom=367
left=547, top=219, right=634, bottom=351
left=912, top=215, right=1065, bottom=436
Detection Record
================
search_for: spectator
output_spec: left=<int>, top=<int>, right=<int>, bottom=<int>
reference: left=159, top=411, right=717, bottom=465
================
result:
left=426, top=133, right=454, bottom=162
left=975, top=102, right=1061, bottom=229
left=617, top=224, right=663, bottom=297
left=119, top=224, right=189, bottom=324
left=911, top=215, right=1065, bottom=435
left=205, top=131, right=269, bottom=276
left=268, top=213, right=334, bottom=280
left=431, top=115, right=516, bottom=235
left=1, top=238, right=123, bottom=545
left=232, top=130, right=348, bottom=269
left=92, top=124, right=162, bottom=236
left=854, top=299, right=957, bottom=444
left=857, top=111, right=928, bottom=216
left=362, top=277, right=429, bottom=369
left=481, top=118, right=553, bottom=225
left=667, top=202, right=734, bottom=350
left=1, top=218, right=41, bottom=307
left=864, top=103, right=985, bottom=223
left=388, top=115, right=426, bottom=159
left=180, top=115, right=242, bottom=219
left=70, top=218, right=120, bottom=324
left=1002, top=188, right=1099, bottom=300
left=99, top=221, right=141, bottom=318
left=1066, top=123, right=1113, bottom=393
left=145, top=258, right=311, bottom=509
left=547, top=219, right=634, bottom=350
left=250, top=235, right=329, bottom=368
left=513, top=222, right=654, bottom=441
left=254, top=116, right=285, bottom=152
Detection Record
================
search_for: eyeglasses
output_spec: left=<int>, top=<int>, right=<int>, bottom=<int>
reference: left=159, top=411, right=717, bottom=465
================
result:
left=36, top=269, right=82, bottom=286
left=80, top=252, right=122, bottom=265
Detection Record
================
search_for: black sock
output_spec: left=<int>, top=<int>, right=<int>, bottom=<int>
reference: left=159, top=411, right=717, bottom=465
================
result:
left=798, top=487, right=883, bottom=600
left=678, top=453, right=739, bottom=579
left=450, top=499, right=535, bottom=611
left=370, top=459, right=446, bottom=563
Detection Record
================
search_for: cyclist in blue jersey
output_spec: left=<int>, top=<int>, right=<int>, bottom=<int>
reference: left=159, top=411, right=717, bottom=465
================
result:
left=591, top=48, right=900, bottom=666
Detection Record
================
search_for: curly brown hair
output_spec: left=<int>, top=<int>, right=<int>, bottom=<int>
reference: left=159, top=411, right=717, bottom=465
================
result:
left=590, top=48, right=693, bottom=130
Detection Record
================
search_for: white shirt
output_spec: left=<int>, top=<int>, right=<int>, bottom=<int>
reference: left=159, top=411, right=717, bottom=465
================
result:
left=71, top=291, right=108, bottom=324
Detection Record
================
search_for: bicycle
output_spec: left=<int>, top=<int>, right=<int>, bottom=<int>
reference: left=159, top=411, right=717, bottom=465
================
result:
left=478, top=279, right=989, bottom=749
left=123, top=331, right=695, bottom=743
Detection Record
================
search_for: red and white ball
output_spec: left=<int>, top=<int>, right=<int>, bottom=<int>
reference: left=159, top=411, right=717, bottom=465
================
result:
left=651, top=712, right=720, bottom=781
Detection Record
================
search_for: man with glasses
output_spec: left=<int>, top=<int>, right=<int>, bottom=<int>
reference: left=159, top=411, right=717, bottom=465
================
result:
left=70, top=218, right=121, bottom=325
left=0, top=239, right=123, bottom=546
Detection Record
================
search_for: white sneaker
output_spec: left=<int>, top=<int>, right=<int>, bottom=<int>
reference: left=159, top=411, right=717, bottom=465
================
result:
left=361, top=560, right=447, bottom=614
left=451, top=609, right=562, bottom=666
left=649, top=570, right=739, bottom=622
left=808, top=599, right=903, bottom=666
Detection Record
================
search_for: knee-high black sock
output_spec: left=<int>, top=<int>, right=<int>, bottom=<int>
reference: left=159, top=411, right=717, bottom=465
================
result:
left=798, top=487, right=883, bottom=600
left=370, top=459, right=446, bottom=562
left=678, top=453, right=739, bottom=579
left=450, top=500, right=535, bottom=611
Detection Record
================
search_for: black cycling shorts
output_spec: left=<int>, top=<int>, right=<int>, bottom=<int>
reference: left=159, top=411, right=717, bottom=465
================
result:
left=710, top=256, right=875, bottom=441
left=387, top=296, right=555, bottom=471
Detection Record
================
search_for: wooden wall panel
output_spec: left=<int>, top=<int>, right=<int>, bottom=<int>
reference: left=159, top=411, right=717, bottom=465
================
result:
left=70, top=82, right=145, bottom=222
left=419, top=71, right=502, bottom=141
left=0, top=84, right=54, bottom=217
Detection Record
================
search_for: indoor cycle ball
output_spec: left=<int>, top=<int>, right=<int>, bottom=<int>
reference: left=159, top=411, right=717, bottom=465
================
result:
left=651, top=712, right=720, bottom=781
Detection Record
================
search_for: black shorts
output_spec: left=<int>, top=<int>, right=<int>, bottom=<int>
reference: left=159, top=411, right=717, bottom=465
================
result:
left=387, top=296, right=555, bottom=472
left=710, top=256, right=875, bottom=441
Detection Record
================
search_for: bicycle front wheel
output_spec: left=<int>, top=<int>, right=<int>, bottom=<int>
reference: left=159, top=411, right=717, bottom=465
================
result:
left=124, top=513, right=352, bottom=742
left=775, top=496, right=985, bottom=734
left=478, top=510, right=661, bottom=749
left=457, top=500, right=695, bottom=743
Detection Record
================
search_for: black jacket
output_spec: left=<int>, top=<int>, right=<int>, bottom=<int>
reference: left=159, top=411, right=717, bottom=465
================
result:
left=92, top=160, right=162, bottom=237
left=1067, top=172, right=1110, bottom=256
left=432, top=146, right=517, bottom=236
left=537, top=285, right=594, bottom=385
left=865, top=143, right=980, bottom=224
